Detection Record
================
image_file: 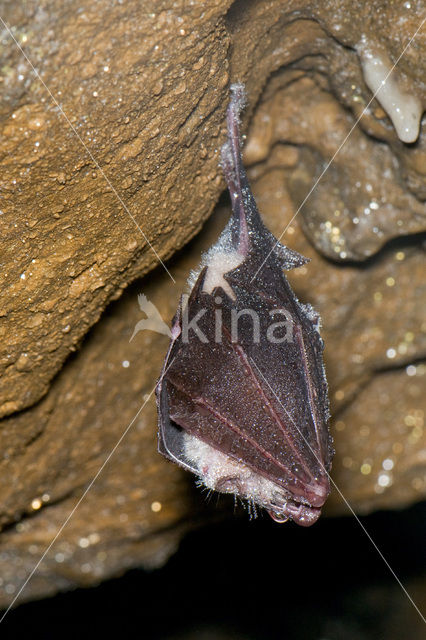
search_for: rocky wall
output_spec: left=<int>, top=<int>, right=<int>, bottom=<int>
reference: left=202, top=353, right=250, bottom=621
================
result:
left=0, top=0, right=424, bottom=606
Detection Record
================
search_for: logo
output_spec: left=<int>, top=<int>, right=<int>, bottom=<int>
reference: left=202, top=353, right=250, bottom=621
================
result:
left=130, top=294, right=172, bottom=342
left=130, top=293, right=294, bottom=345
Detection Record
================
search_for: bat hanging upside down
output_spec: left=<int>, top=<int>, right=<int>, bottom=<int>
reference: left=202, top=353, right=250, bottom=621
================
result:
left=156, top=84, right=333, bottom=526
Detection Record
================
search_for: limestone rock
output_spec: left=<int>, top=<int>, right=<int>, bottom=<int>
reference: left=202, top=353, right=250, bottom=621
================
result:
left=0, top=0, right=425, bottom=608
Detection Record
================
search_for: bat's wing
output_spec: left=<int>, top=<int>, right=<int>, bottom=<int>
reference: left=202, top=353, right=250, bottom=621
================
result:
left=157, top=373, right=199, bottom=475
left=159, top=261, right=331, bottom=508
left=156, top=286, right=203, bottom=476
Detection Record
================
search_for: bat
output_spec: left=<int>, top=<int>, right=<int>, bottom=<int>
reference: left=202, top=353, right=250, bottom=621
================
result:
left=156, top=83, right=333, bottom=526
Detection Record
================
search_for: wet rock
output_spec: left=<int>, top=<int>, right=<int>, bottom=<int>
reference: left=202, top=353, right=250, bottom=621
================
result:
left=0, top=214, right=230, bottom=609
left=0, top=0, right=425, bottom=608
left=245, top=72, right=425, bottom=261
left=0, top=0, right=232, bottom=417
left=1, top=0, right=424, bottom=417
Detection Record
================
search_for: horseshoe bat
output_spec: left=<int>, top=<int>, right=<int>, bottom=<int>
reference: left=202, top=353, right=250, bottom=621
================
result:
left=156, top=84, right=333, bottom=526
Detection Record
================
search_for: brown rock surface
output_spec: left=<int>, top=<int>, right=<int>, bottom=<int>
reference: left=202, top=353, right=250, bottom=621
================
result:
left=0, top=0, right=425, bottom=607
